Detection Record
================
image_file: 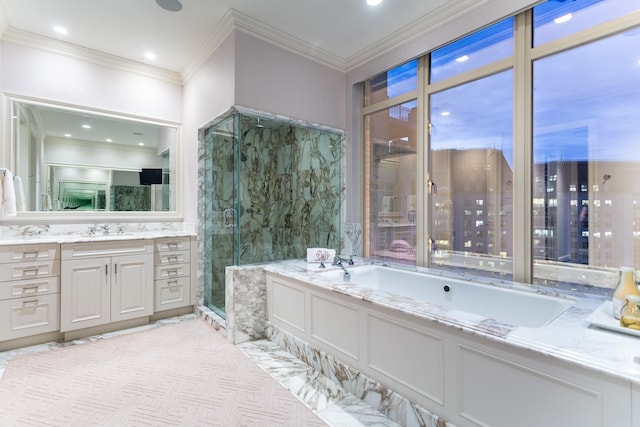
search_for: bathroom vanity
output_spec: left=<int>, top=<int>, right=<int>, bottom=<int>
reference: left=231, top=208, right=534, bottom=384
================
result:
left=0, top=226, right=195, bottom=349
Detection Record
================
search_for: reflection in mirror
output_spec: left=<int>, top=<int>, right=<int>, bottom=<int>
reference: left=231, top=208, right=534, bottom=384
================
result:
left=11, top=100, right=177, bottom=213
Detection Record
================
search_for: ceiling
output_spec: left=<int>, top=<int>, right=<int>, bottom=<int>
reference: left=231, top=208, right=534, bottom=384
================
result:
left=0, top=0, right=485, bottom=80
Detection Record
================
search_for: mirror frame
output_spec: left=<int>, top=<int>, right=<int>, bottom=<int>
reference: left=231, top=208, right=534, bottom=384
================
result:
left=1, top=93, right=183, bottom=223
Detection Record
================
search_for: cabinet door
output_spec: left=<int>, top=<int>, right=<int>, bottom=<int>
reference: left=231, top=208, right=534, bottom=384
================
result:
left=61, top=257, right=110, bottom=332
left=111, top=254, right=153, bottom=322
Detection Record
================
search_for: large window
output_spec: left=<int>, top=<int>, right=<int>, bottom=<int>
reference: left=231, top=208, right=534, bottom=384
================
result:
left=532, top=24, right=640, bottom=285
left=363, top=0, right=640, bottom=291
left=429, top=71, right=513, bottom=275
left=430, top=18, right=513, bottom=84
left=364, top=61, right=418, bottom=264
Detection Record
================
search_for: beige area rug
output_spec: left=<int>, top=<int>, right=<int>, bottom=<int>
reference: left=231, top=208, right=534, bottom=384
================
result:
left=0, top=319, right=327, bottom=426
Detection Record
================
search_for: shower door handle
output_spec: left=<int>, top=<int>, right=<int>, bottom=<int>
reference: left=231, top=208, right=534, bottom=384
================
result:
left=223, top=208, right=237, bottom=228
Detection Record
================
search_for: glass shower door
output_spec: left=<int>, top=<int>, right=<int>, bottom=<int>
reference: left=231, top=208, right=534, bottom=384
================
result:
left=202, top=115, right=237, bottom=318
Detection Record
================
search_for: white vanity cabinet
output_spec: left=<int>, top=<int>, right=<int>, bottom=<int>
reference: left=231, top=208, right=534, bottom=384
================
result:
left=60, top=240, right=153, bottom=332
left=153, top=237, right=192, bottom=311
left=0, top=243, right=60, bottom=341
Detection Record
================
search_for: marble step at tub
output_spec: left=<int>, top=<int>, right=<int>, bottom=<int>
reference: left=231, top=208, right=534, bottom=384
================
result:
left=237, top=339, right=401, bottom=427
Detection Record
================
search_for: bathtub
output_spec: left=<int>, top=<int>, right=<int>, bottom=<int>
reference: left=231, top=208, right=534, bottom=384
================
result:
left=317, top=264, right=573, bottom=327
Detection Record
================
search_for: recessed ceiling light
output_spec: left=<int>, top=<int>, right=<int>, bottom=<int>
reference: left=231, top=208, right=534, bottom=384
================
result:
left=156, top=0, right=183, bottom=12
left=441, top=111, right=451, bottom=116
left=455, top=55, right=469, bottom=62
left=106, top=138, right=113, bottom=142
left=138, top=142, right=145, bottom=146
left=145, top=52, right=157, bottom=61
left=554, top=13, right=573, bottom=24
left=367, top=0, right=382, bottom=5
left=64, top=133, right=72, bottom=137
left=82, top=124, right=91, bottom=129
left=54, top=26, right=68, bottom=35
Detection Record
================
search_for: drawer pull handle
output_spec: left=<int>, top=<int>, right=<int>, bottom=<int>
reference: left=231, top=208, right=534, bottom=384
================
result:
left=22, top=300, right=39, bottom=309
left=167, top=280, right=179, bottom=287
left=23, top=251, right=39, bottom=259
left=167, top=269, right=179, bottom=276
left=168, top=256, right=179, bottom=262
left=22, top=286, right=39, bottom=294
left=23, top=268, right=39, bottom=276
left=168, top=242, right=179, bottom=249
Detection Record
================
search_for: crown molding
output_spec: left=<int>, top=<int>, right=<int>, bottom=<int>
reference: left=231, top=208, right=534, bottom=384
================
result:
left=181, top=7, right=347, bottom=82
left=180, top=8, right=236, bottom=83
left=1, top=28, right=183, bottom=85
left=344, top=0, right=488, bottom=71
left=229, top=9, right=347, bottom=71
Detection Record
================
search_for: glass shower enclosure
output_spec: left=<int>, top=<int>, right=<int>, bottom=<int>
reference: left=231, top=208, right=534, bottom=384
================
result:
left=199, top=109, right=343, bottom=318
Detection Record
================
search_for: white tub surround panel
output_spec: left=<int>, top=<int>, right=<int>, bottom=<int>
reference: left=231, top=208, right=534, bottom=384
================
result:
left=214, top=260, right=640, bottom=427
left=267, top=322, right=451, bottom=427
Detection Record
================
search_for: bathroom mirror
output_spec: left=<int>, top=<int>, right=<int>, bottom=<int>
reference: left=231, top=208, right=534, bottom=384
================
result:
left=7, top=98, right=179, bottom=218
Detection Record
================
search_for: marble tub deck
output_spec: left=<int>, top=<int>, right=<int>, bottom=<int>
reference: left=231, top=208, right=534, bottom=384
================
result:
left=0, top=315, right=400, bottom=427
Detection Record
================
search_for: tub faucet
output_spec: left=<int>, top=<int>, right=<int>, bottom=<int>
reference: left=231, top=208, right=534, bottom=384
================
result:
left=332, top=254, right=354, bottom=266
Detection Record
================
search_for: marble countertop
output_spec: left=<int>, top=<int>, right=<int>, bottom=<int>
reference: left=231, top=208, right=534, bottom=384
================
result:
left=0, top=223, right=196, bottom=246
left=264, top=260, right=640, bottom=385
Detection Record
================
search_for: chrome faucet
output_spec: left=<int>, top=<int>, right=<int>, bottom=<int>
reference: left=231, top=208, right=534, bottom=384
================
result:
left=100, top=224, right=110, bottom=235
left=332, top=254, right=353, bottom=282
left=341, top=265, right=351, bottom=282
left=332, top=254, right=354, bottom=266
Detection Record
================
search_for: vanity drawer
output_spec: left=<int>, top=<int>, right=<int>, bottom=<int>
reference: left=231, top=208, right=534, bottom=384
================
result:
left=154, top=250, right=190, bottom=266
left=0, top=260, right=60, bottom=282
left=0, top=244, right=59, bottom=263
left=0, top=276, right=60, bottom=301
left=155, top=237, right=191, bottom=252
left=154, top=277, right=191, bottom=311
left=155, top=263, right=190, bottom=280
left=62, top=240, right=153, bottom=260
left=0, top=293, right=60, bottom=341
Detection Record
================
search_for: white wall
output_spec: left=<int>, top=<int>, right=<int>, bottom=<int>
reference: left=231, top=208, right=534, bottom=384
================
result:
left=234, top=31, right=346, bottom=130
left=1, top=42, right=182, bottom=122
left=181, top=33, right=236, bottom=224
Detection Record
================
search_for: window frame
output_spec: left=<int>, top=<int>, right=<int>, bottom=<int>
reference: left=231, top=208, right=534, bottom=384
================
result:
left=361, top=2, right=640, bottom=288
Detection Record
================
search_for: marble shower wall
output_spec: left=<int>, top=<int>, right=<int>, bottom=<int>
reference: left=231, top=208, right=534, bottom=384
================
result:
left=198, top=109, right=343, bottom=316
left=236, top=114, right=343, bottom=262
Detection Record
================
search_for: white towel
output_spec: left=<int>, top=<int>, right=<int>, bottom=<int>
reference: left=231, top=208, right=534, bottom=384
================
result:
left=1, top=169, right=17, bottom=217
left=13, top=175, right=26, bottom=211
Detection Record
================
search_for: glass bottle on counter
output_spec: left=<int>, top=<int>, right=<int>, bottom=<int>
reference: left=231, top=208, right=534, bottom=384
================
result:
left=612, top=266, right=640, bottom=319
left=620, top=295, right=640, bottom=330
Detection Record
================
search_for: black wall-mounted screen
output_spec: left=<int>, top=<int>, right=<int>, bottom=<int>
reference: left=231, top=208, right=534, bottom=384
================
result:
left=139, top=168, right=163, bottom=185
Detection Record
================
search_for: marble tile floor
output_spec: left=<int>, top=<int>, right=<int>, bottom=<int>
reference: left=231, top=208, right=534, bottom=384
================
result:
left=0, top=315, right=399, bottom=427
left=237, top=339, right=401, bottom=427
